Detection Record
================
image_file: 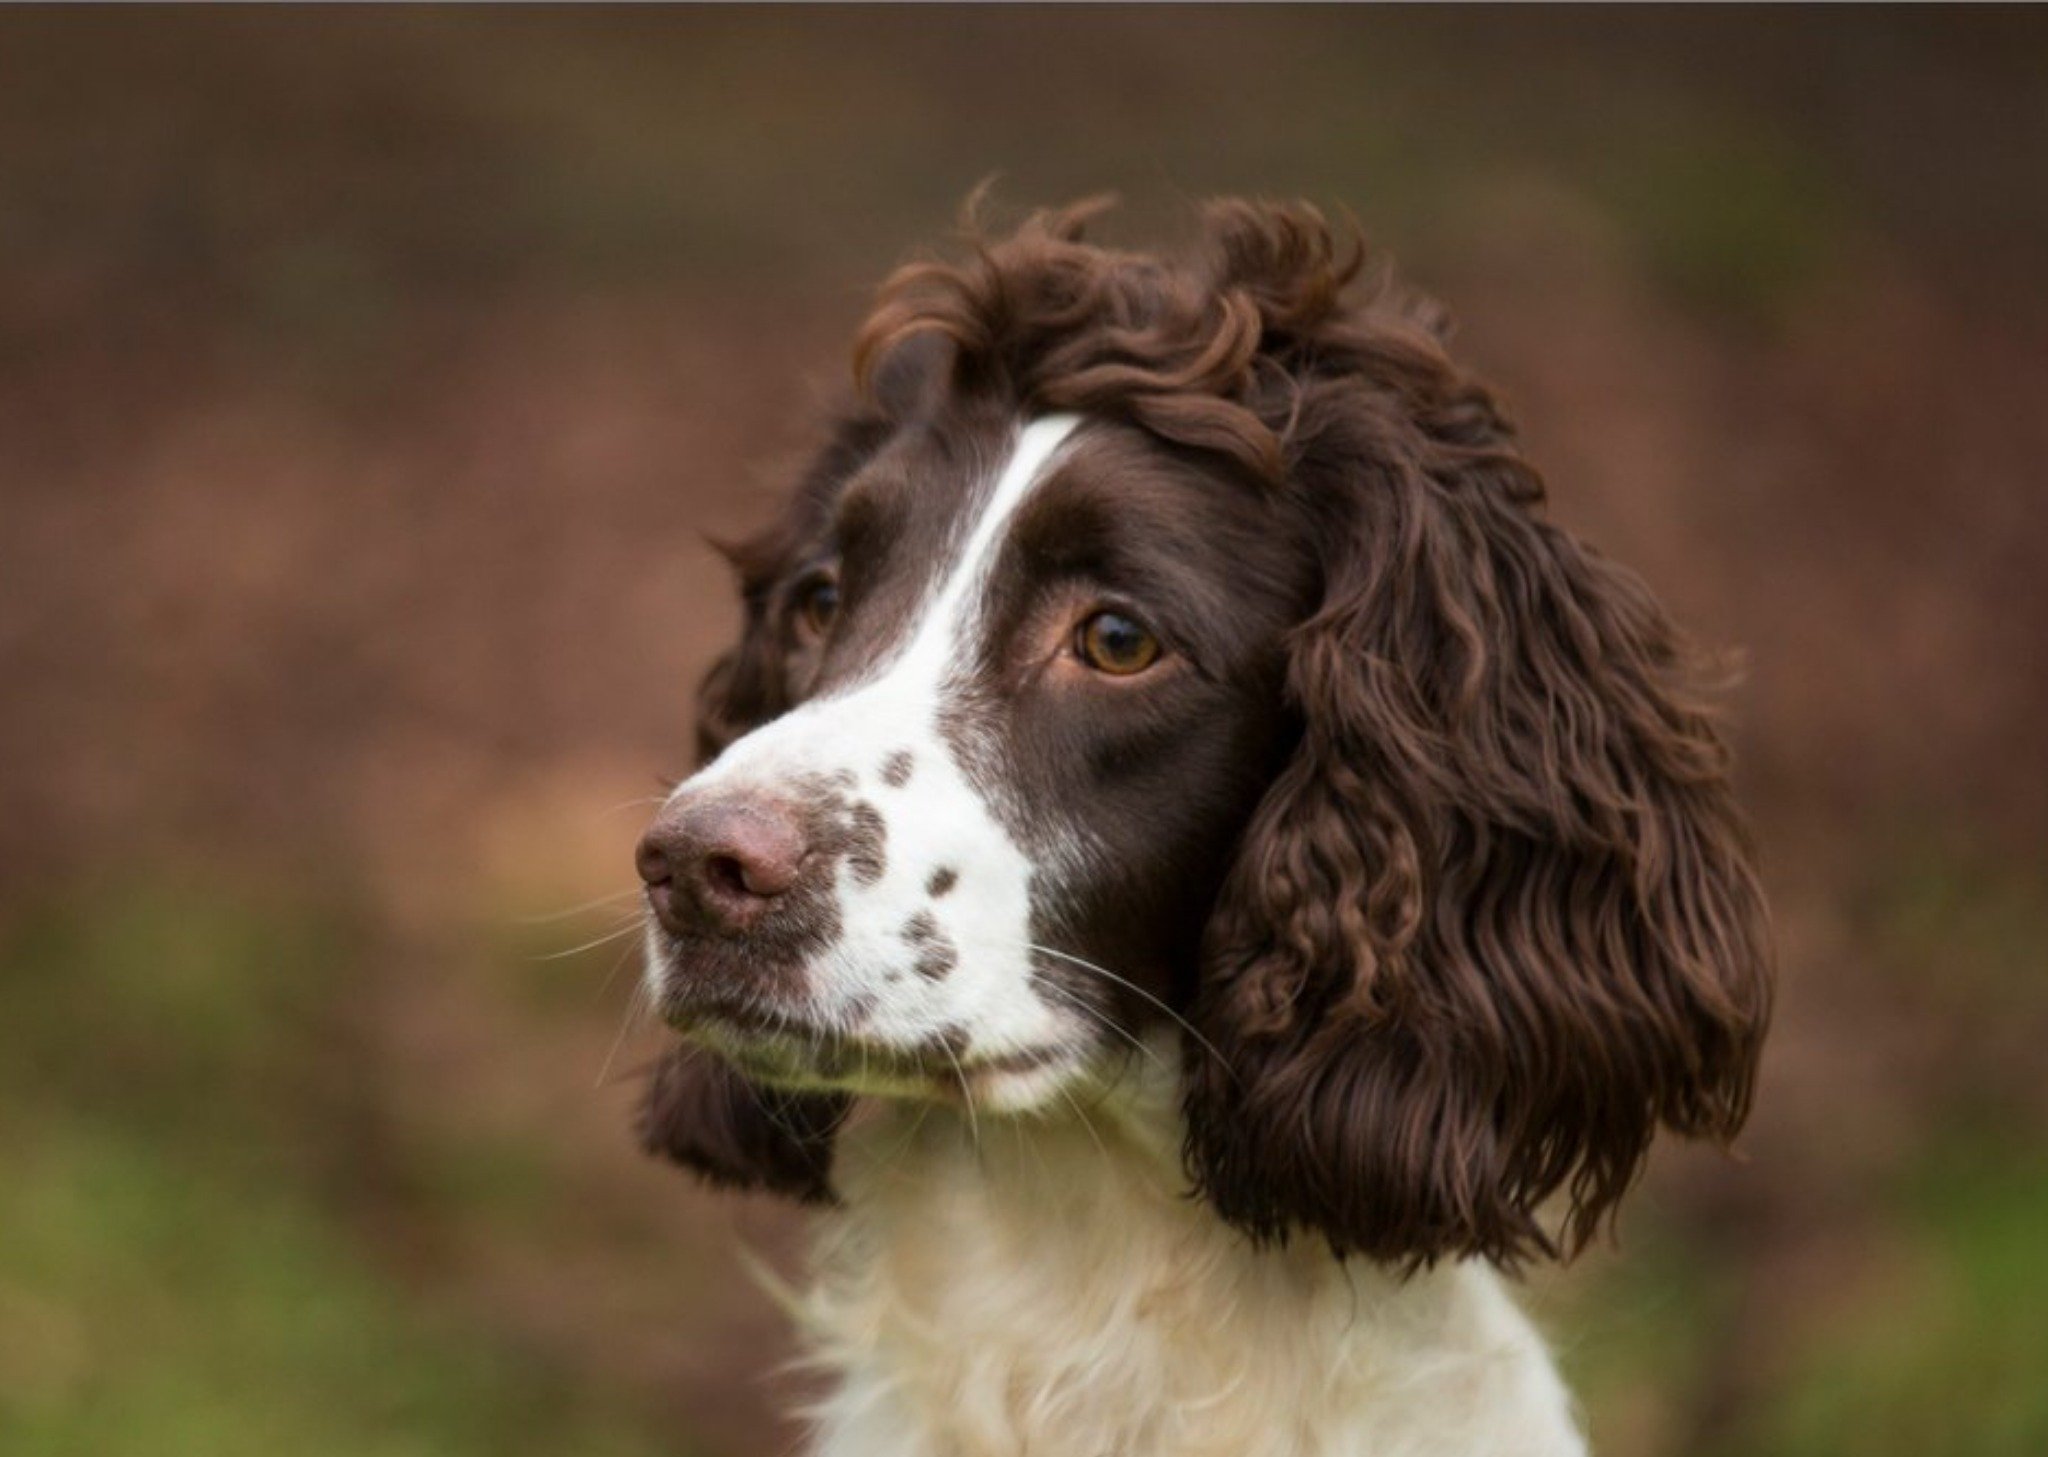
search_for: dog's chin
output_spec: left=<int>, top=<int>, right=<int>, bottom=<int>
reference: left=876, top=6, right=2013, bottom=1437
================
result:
left=723, top=1029, right=1087, bottom=1114
left=653, top=993, right=1088, bottom=1116
left=646, top=933, right=1103, bottom=1113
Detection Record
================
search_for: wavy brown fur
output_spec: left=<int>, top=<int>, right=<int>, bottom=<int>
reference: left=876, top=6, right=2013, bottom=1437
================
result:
left=664, top=197, right=1772, bottom=1263
left=637, top=1046, right=848, bottom=1206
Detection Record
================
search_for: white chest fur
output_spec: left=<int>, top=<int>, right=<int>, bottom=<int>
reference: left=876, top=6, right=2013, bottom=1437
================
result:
left=788, top=1067, right=1587, bottom=1457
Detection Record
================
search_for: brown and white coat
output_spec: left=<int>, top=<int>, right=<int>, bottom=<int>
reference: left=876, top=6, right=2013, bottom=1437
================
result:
left=634, top=200, right=1772, bottom=1457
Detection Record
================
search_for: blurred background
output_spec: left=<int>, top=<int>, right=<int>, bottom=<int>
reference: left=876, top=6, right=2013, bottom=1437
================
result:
left=3, top=10, right=2045, bottom=1456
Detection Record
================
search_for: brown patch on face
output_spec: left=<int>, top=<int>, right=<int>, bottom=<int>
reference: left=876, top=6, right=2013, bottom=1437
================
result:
left=901, top=909, right=958, bottom=981
left=933, top=424, right=1311, bottom=1037
left=879, top=750, right=914, bottom=787
left=926, top=866, right=957, bottom=898
left=914, top=1024, right=972, bottom=1065
left=692, top=395, right=1018, bottom=761
left=843, top=799, right=887, bottom=886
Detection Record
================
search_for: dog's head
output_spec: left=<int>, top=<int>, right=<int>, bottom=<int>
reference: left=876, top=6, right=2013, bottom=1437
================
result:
left=635, top=199, right=1771, bottom=1265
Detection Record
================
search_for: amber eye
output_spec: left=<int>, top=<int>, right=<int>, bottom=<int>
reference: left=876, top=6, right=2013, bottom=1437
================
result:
left=795, top=574, right=840, bottom=636
left=1075, top=610, right=1162, bottom=676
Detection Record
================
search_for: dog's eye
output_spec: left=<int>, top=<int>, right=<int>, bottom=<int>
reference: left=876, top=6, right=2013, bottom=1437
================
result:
left=794, top=574, right=840, bottom=637
left=1074, top=611, right=1162, bottom=676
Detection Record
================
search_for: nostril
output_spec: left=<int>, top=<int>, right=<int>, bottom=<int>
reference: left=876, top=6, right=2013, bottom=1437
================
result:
left=639, top=795, right=808, bottom=935
left=635, top=834, right=675, bottom=889
left=704, top=852, right=751, bottom=900
left=703, top=839, right=801, bottom=901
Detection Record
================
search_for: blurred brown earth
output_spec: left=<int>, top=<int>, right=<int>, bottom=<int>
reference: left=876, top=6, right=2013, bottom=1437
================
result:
left=3, top=11, right=2046, bottom=1457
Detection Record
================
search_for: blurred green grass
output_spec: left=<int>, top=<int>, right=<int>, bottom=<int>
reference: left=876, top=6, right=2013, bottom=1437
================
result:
left=1736, top=1140, right=2048, bottom=1457
left=0, top=890, right=683, bottom=1457
left=1554, top=1130, right=2048, bottom=1457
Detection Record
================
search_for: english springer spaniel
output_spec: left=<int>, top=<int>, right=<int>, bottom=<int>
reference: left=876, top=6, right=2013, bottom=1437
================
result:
left=633, top=199, right=1772, bottom=1457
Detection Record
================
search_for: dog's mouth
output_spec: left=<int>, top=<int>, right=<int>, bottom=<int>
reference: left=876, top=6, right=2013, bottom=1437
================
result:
left=646, top=912, right=1107, bottom=1110
left=661, top=994, right=1088, bottom=1109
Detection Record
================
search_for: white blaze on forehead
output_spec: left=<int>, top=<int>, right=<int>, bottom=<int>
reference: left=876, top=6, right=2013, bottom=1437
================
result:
left=880, top=412, right=1083, bottom=688
left=661, top=416, right=1085, bottom=1072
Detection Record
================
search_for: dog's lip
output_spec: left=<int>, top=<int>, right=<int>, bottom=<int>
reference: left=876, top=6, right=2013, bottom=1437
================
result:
left=669, top=1003, right=1084, bottom=1091
left=650, top=942, right=1098, bottom=1094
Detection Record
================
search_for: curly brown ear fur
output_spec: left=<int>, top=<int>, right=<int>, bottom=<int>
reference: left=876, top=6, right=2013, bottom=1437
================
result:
left=1180, top=218, right=1772, bottom=1267
left=637, top=1047, right=849, bottom=1205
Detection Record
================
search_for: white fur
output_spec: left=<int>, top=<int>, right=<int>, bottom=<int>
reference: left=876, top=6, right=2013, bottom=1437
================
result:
left=794, top=1045, right=1587, bottom=1457
left=651, top=417, right=1086, bottom=1098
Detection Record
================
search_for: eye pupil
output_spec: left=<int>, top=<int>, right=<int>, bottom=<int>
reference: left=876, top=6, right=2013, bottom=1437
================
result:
left=1077, top=611, right=1161, bottom=675
left=799, top=577, right=839, bottom=633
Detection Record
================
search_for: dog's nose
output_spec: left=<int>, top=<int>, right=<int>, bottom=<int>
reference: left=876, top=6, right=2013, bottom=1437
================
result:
left=637, top=796, right=808, bottom=935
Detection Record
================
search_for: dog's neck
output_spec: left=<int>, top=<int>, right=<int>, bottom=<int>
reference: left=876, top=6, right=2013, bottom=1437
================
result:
left=792, top=1052, right=1588, bottom=1457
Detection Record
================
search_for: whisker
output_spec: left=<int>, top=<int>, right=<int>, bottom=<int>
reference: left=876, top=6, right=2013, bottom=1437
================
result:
left=1020, top=940, right=1241, bottom=1089
left=535, top=918, right=645, bottom=962
left=1030, top=975, right=1163, bottom=1072
left=940, top=1039, right=981, bottom=1151
left=595, top=975, right=656, bottom=1089
left=602, top=794, right=671, bottom=820
left=1053, top=1080, right=1111, bottom=1164
left=755, top=1081, right=819, bottom=1152
left=515, top=887, right=644, bottom=925
left=869, top=1098, right=937, bottom=1190
left=596, top=1053, right=666, bottom=1090
left=596, top=932, right=643, bottom=999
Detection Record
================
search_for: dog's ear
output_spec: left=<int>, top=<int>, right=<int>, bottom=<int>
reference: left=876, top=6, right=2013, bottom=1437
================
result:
left=692, top=510, right=810, bottom=764
left=637, top=1045, right=850, bottom=1205
left=1183, top=375, right=1772, bottom=1267
left=692, top=599, right=787, bottom=765
left=693, top=400, right=909, bottom=764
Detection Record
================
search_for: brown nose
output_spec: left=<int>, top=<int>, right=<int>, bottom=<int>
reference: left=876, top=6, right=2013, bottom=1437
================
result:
left=636, top=796, right=808, bottom=935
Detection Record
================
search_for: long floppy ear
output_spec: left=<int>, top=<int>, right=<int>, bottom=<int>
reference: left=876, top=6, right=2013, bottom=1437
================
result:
left=1184, top=378, right=1772, bottom=1267
left=637, top=1047, right=848, bottom=1205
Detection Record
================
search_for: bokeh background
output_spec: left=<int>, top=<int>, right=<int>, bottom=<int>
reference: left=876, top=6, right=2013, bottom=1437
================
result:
left=4, top=10, right=2046, bottom=1456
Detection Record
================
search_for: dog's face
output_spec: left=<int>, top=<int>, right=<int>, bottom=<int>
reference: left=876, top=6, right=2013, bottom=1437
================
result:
left=636, top=200, right=1773, bottom=1266
left=640, top=404, right=1309, bottom=1110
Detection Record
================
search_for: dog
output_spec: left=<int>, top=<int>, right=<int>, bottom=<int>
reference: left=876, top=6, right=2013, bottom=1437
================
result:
left=632, top=198, right=1772, bottom=1457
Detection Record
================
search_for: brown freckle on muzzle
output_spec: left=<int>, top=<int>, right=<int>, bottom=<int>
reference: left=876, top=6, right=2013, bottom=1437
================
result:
left=879, top=750, right=914, bottom=787
left=843, top=800, right=887, bottom=885
left=926, top=867, right=957, bottom=898
left=902, top=910, right=958, bottom=980
left=918, top=1025, right=972, bottom=1064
